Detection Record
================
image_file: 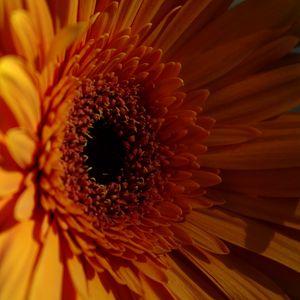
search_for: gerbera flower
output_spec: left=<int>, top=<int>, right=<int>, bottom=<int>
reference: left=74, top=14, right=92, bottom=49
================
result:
left=0, top=0, right=300, bottom=299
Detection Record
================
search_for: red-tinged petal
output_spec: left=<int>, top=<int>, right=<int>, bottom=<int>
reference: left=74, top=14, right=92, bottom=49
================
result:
left=204, top=125, right=261, bottom=146
left=78, top=0, right=96, bottom=22
left=219, top=168, right=300, bottom=198
left=0, top=221, right=40, bottom=300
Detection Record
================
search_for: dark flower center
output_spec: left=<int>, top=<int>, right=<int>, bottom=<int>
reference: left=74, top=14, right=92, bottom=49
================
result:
left=61, top=76, right=167, bottom=227
left=84, top=121, right=125, bottom=184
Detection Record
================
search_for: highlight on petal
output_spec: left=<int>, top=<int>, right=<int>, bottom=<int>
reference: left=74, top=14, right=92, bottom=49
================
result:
left=5, top=127, right=36, bottom=169
left=0, top=56, right=40, bottom=131
left=14, top=183, right=36, bottom=221
left=10, top=9, right=38, bottom=63
left=0, top=168, right=23, bottom=197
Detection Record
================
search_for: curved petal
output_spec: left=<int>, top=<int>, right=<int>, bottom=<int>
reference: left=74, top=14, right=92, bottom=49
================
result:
left=14, top=183, right=36, bottom=221
left=0, top=168, right=22, bottom=197
left=5, top=128, right=36, bottom=169
left=0, top=56, right=40, bottom=131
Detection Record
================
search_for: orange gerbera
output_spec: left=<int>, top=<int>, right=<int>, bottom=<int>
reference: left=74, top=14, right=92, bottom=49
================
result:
left=0, top=0, right=300, bottom=299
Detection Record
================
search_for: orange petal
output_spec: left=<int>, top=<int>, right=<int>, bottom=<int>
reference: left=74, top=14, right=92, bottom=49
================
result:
left=206, top=63, right=300, bottom=124
left=29, top=222, right=63, bottom=300
left=47, top=22, right=86, bottom=63
left=66, top=254, right=88, bottom=299
left=213, top=189, right=300, bottom=230
left=0, top=168, right=22, bottom=197
left=78, top=0, right=96, bottom=22
left=25, top=0, right=54, bottom=61
left=189, top=208, right=300, bottom=272
left=153, top=0, right=212, bottom=53
left=180, top=221, right=229, bottom=254
left=87, top=272, right=116, bottom=300
left=10, top=9, right=38, bottom=63
left=181, top=247, right=288, bottom=300
left=204, top=125, right=261, bottom=146
left=232, top=243, right=300, bottom=300
left=182, top=30, right=273, bottom=90
left=132, top=258, right=168, bottom=284
left=5, top=128, right=35, bottom=169
left=14, top=183, right=35, bottom=221
left=166, top=252, right=225, bottom=300
left=219, top=168, right=300, bottom=198
left=0, top=221, right=40, bottom=300
left=181, top=0, right=299, bottom=54
left=200, top=129, right=300, bottom=169
left=208, top=35, right=299, bottom=91
left=0, top=56, right=40, bottom=131
left=139, top=274, right=176, bottom=300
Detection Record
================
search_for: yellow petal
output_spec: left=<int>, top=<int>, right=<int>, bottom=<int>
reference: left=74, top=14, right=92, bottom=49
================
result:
left=29, top=223, right=63, bottom=300
left=5, top=128, right=35, bottom=169
left=0, top=168, right=22, bottom=197
left=14, top=183, right=35, bottom=221
left=10, top=10, right=38, bottom=63
left=87, top=272, right=116, bottom=300
left=0, top=221, right=40, bottom=300
left=66, top=253, right=88, bottom=299
left=47, top=22, right=86, bottom=63
left=0, top=56, right=40, bottom=131
left=25, top=0, right=54, bottom=61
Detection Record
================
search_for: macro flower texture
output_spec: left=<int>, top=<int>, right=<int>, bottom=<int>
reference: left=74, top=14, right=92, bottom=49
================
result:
left=1, top=0, right=300, bottom=299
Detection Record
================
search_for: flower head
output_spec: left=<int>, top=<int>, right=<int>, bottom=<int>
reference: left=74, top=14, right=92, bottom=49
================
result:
left=0, top=0, right=300, bottom=299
